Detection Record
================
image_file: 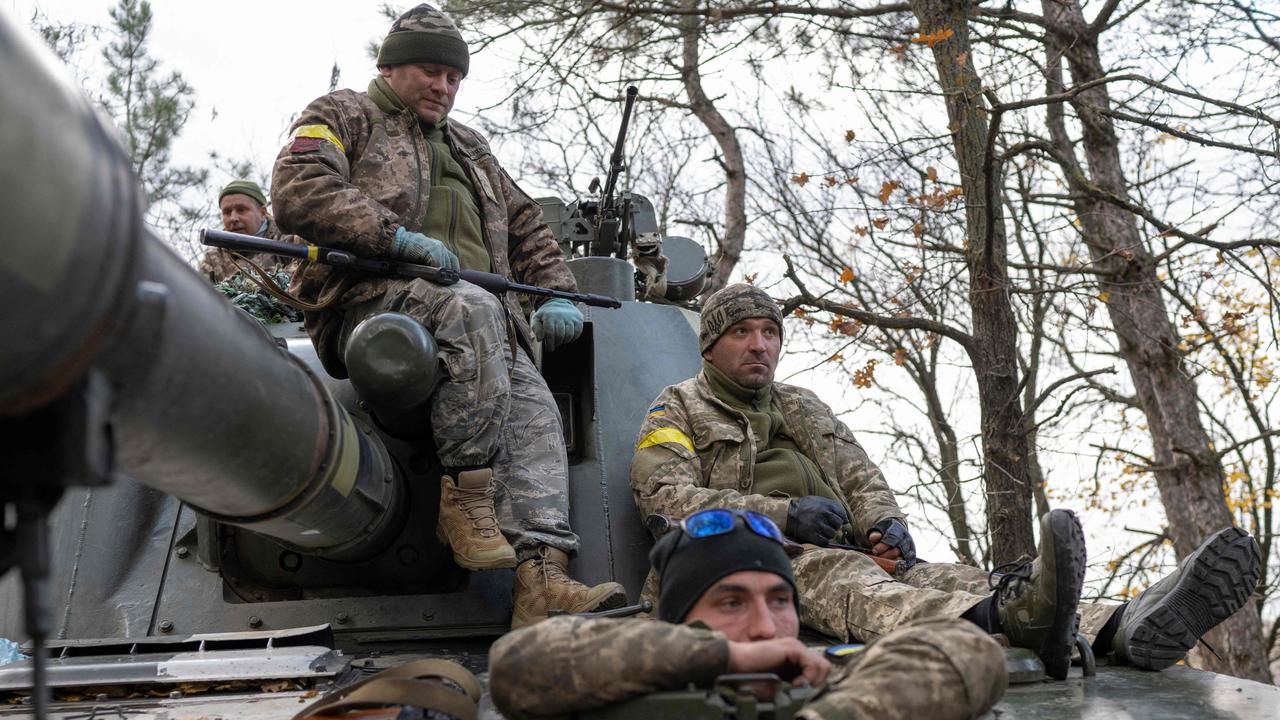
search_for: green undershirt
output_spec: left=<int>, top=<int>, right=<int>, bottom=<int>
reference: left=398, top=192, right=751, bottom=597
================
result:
left=702, top=361, right=840, bottom=506
left=368, top=76, right=491, bottom=272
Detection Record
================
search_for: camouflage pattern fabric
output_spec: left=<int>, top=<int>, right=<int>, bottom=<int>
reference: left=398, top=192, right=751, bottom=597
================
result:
left=341, top=278, right=576, bottom=559
left=270, top=87, right=575, bottom=379
left=488, top=616, right=728, bottom=719
left=630, top=372, right=903, bottom=539
left=212, top=270, right=302, bottom=324
left=487, top=615, right=1005, bottom=720
left=798, top=618, right=1007, bottom=720
left=198, top=216, right=298, bottom=283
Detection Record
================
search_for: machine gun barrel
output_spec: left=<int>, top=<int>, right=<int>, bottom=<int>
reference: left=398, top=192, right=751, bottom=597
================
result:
left=202, top=229, right=622, bottom=309
left=600, top=85, right=639, bottom=213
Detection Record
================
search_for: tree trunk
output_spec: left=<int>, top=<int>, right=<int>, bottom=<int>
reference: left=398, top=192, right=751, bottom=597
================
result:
left=910, top=0, right=1036, bottom=564
left=1041, top=0, right=1270, bottom=682
left=678, top=0, right=746, bottom=294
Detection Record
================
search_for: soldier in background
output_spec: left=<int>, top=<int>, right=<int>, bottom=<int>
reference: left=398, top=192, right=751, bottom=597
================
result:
left=270, top=4, right=624, bottom=627
left=198, top=180, right=295, bottom=283
left=630, top=283, right=1262, bottom=679
left=489, top=508, right=1008, bottom=720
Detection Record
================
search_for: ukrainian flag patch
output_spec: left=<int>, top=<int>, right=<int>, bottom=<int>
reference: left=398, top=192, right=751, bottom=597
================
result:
left=647, top=403, right=667, bottom=417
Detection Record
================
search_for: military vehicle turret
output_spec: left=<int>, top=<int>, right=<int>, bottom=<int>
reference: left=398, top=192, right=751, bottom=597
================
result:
left=0, top=9, right=1275, bottom=719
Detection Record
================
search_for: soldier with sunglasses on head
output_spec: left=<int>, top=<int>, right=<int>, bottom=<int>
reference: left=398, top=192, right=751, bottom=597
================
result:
left=488, top=508, right=1008, bottom=720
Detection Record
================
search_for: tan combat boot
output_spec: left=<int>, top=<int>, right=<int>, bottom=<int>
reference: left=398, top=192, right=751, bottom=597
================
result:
left=511, top=546, right=628, bottom=629
left=436, top=469, right=516, bottom=570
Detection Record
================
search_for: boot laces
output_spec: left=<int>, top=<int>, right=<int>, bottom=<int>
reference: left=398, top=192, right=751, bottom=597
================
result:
left=534, top=551, right=576, bottom=593
left=452, top=482, right=500, bottom=534
left=990, top=555, right=1034, bottom=604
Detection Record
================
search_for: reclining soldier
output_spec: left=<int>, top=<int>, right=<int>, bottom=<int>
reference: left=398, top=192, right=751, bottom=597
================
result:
left=270, top=3, right=624, bottom=627
left=631, top=283, right=1262, bottom=678
left=489, top=507, right=1008, bottom=720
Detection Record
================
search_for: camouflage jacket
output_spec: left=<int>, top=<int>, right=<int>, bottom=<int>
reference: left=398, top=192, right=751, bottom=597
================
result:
left=197, top=216, right=297, bottom=283
left=630, top=372, right=904, bottom=542
left=270, top=89, right=576, bottom=377
left=488, top=616, right=729, bottom=719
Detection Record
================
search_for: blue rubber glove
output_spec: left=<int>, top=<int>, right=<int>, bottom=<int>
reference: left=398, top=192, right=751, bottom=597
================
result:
left=530, top=298, right=583, bottom=351
left=391, top=226, right=459, bottom=271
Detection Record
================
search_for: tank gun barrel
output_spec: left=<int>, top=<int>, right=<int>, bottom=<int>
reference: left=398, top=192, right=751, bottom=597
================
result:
left=0, top=14, right=401, bottom=560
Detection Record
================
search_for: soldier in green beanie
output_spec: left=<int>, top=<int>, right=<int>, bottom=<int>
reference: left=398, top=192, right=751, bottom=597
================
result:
left=271, top=4, right=624, bottom=627
left=198, top=179, right=297, bottom=285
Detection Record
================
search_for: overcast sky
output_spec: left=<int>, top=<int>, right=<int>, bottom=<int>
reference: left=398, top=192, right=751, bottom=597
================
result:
left=9, top=1, right=518, bottom=192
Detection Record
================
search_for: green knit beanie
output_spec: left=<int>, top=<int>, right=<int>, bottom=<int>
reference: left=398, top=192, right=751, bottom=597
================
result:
left=377, top=4, right=470, bottom=76
left=699, top=283, right=785, bottom=353
left=218, top=180, right=267, bottom=207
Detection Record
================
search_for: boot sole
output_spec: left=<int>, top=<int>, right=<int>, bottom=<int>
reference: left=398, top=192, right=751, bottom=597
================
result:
left=1040, top=509, right=1087, bottom=680
left=1121, top=527, right=1260, bottom=671
left=587, top=584, right=630, bottom=612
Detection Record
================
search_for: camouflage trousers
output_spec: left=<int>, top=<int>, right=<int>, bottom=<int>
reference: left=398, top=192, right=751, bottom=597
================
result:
left=794, top=548, right=1121, bottom=644
left=346, top=278, right=578, bottom=560
left=798, top=618, right=1007, bottom=720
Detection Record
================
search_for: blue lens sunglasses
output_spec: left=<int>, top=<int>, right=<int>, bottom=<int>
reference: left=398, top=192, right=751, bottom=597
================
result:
left=680, top=508, right=785, bottom=542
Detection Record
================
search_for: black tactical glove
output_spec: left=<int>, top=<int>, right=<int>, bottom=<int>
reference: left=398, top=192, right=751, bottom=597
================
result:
left=785, top=496, right=848, bottom=546
left=869, top=518, right=917, bottom=569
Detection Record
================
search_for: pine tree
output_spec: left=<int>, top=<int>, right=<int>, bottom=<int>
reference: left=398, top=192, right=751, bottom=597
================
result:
left=98, top=0, right=208, bottom=257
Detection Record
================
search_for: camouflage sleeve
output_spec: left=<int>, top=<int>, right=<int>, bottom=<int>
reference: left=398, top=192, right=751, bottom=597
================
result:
left=198, top=249, right=238, bottom=283
left=488, top=616, right=729, bottom=719
left=630, top=390, right=791, bottom=527
left=497, top=165, right=577, bottom=298
left=796, top=619, right=1007, bottom=720
left=270, top=92, right=398, bottom=257
left=831, top=418, right=905, bottom=541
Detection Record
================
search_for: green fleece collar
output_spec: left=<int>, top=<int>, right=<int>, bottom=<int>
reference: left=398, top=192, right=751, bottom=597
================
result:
left=703, top=360, right=772, bottom=410
left=368, top=76, right=407, bottom=115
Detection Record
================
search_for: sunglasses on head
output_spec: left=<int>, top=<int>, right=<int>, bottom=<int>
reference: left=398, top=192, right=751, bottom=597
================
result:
left=678, top=508, right=787, bottom=545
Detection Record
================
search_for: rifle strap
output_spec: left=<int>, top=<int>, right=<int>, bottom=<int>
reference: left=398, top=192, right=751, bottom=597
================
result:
left=229, top=253, right=339, bottom=312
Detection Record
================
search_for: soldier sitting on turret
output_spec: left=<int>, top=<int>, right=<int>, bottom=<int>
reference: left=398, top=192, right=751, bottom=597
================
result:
left=631, top=283, right=1262, bottom=679
left=489, top=507, right=1009, bottom=720
left=269, top=4, right=625, bottom=627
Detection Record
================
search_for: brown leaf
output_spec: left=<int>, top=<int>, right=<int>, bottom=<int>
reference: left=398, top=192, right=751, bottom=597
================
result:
left=839, top=267, right=856, bottom=284
left=792, top=172, right=810, bottom=186
left=926, top=166, right=938, bottom=182
left=855, top=226, right=869, bottom=237
left=910, top=28, right=955, bottom=48
left=893, top=348, right=907, bottom=366
left=872, top=217, right=889, bottom=229
left=878, top=181, right=900, bottom=204
left=845, top=129, right=857, bottom=142
left=824, top=175, right=839, bottom=187
left=912, top=222, right=925, bottom=237
left=852, top=359, right=878, bottom=388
